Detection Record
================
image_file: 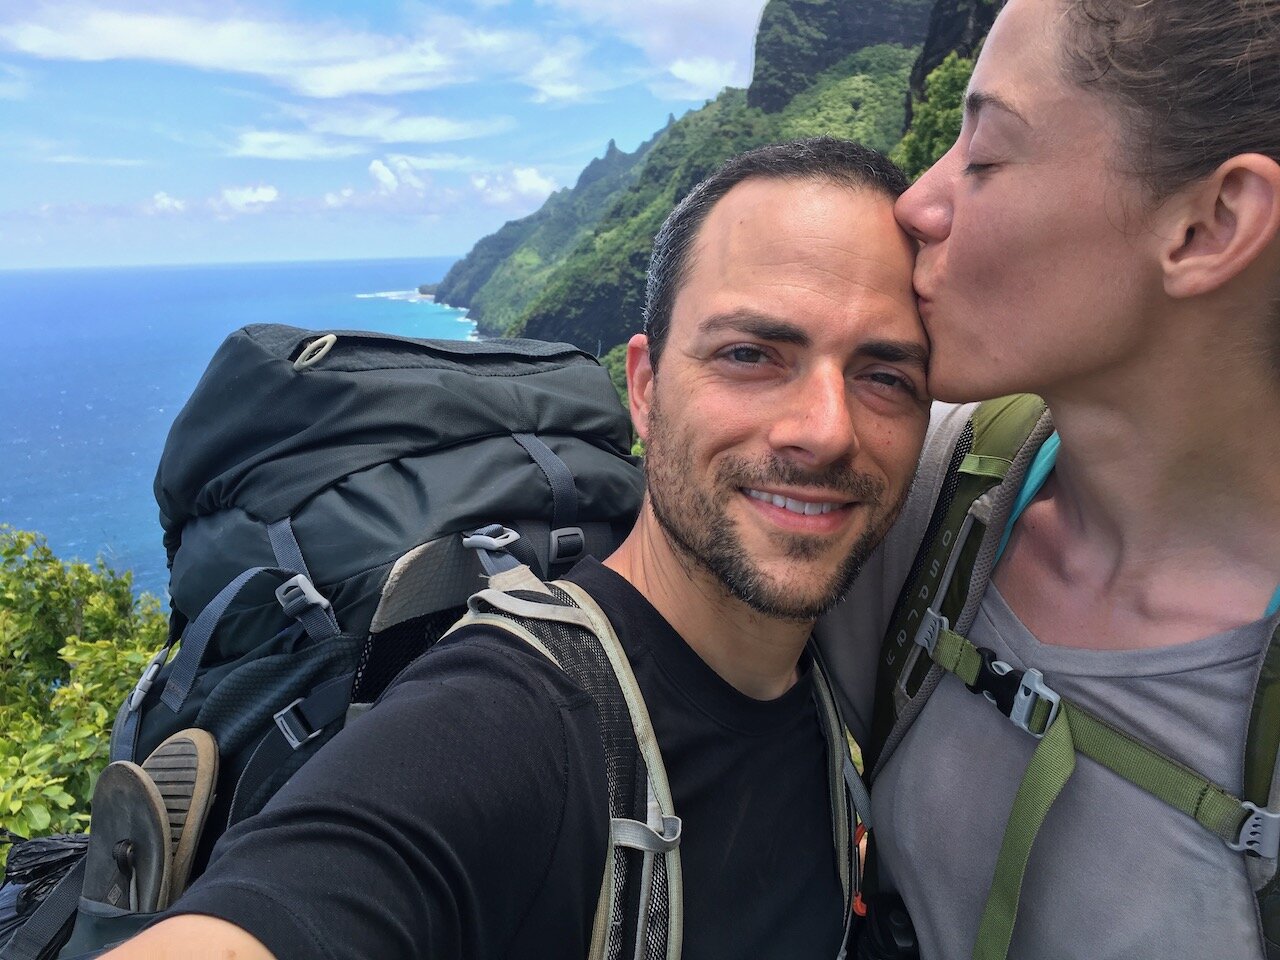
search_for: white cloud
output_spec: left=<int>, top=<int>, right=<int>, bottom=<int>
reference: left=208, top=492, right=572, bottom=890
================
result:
left=294, top=104, right=512, bottom=145
left=511, top=167, right=556, bottom=197
left=385, top=152, right=480, bottom=173
left=144, top=191, right=186, bottom=214
left=536, top=0, right=766, bottom=98
left=368, top=156, right=433, bottom=195
left=368, top=159, right=400, bottom=194
left=229, top=131, right=366, bottom=161
left=0, top=5, right=609, bottom=102
left=471, top=166, right=557, bottom=206
left=656, top=56, right=737, bottom=100
left=0, top=62, right=31, bottom=99
left=521, top=38, right=592, bottom=103
left=47, top=153, right=147, bottom=166
left=217, top=184, right=278, bottom=213
left=323, top=187, right=355, bottom=208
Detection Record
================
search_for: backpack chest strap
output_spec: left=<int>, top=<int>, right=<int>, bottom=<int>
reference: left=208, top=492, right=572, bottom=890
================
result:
left=910, top=613, right=1279, bottom=959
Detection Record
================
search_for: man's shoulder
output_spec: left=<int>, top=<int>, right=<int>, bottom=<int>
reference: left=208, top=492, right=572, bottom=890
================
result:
left=383, top=615, right=600, bottom=717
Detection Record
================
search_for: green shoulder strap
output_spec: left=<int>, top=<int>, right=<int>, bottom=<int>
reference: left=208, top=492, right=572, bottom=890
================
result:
left=1246, top=627, right=1280, bottom=958
left=868, top=394, right=1049, bottom=774
left=867, top=399, right=1280, bottom=959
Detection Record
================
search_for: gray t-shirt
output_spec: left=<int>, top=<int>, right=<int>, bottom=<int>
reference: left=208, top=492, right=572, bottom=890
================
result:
left=872, top=584, right=1274, bottom=959
left=814, top=402, right=1274, bottom=960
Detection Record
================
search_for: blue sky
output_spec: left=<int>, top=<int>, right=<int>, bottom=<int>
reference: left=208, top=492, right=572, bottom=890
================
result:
left=0, top=0, right=769, bottom=268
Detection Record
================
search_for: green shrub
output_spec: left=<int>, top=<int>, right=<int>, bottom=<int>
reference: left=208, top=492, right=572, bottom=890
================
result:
left=0, top=528, right=166, bottom=847
left=892, top=53, right=974, bottom=179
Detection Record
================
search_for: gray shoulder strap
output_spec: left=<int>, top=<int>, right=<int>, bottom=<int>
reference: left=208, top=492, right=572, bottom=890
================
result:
left=453, top=568, right=683, bottom=960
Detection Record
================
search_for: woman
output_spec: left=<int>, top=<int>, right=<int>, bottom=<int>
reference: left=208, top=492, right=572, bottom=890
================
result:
left=816, top=1, right=1280, bottom=958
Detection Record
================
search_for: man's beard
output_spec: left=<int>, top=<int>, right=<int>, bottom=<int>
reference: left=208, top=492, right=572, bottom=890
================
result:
left=643, top=397, right=908, bottom=622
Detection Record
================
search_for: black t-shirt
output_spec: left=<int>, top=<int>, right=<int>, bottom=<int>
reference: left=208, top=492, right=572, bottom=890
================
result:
left=172, top=559, right=845, bottom=959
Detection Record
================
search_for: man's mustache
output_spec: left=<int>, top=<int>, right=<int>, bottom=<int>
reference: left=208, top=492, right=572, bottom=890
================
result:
left=716, top=455, right=884, bottom=503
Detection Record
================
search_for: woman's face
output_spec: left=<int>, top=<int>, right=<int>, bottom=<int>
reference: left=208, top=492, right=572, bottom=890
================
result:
left=895, top=0, right=1168, bottom=402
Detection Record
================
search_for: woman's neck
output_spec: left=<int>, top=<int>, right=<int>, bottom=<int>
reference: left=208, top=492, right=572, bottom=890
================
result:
left=996, top=330, right=1280, bottom=647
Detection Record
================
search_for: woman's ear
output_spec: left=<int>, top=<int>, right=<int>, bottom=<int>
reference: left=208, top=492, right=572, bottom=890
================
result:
left=625, top=333, right=654, bottom=441
left=1162, top=153, right=1280, bottom=300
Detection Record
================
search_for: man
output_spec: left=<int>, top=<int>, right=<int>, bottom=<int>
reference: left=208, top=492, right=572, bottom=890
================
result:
left=106, top=137, right=929, bottom=960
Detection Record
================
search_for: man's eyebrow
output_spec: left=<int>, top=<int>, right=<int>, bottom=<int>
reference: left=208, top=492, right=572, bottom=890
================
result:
left=965, top=89, right=1030, bottom=127
left=861, top=339, right=929, bottom=369
left=698, top=311, right=811, bottom=347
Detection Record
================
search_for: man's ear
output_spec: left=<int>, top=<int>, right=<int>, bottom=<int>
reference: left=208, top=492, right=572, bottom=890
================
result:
left=1162, top=153, right=1280, bottom=300
left=625, top=333, right=654, bottom=441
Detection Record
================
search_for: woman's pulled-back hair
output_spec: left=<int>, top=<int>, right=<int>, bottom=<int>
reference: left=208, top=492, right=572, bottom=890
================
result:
left=1060, top=0, right=1280, bottom=199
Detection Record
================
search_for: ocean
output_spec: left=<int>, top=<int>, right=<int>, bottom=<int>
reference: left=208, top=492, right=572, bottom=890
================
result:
left=0, top=256, right=468, bottom=599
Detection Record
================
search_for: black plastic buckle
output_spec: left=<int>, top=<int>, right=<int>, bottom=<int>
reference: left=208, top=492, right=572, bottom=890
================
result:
left=965, top=647, right=1024, bottom=718
left=549, top=526, right=585, bottom=565
left=273, top=698, right=321, bottom=751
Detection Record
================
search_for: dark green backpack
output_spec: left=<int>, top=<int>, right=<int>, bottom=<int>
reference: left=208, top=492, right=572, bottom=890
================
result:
left=2, top=324, right=645, bottom=959
left=868, top=394, right=1280, bottom=960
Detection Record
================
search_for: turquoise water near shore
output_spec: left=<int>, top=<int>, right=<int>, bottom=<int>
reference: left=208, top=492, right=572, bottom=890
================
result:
left=0, top=256, right=467, bottom=598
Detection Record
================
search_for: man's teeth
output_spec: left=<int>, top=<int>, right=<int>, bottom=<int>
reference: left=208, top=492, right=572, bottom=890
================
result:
left=745, top=489, right=843, bottom=516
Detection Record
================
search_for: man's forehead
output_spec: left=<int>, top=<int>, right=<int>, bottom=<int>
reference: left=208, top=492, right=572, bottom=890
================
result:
left=669, top=178, right=916, bottom=334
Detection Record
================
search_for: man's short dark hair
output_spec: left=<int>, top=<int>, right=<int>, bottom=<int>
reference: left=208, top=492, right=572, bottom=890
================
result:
left=643, top=137, right=910, bottom=369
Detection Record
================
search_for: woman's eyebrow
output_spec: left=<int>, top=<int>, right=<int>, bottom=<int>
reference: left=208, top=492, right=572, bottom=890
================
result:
left=966, top=89, right=1031, bottom=127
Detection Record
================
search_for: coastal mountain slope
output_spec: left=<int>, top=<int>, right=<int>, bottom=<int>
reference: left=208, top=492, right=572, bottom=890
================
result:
left=435, top=0, right=982, bottom=354
left=749, top=0, right=933, bottom=111
left=433, top=127, right=665, bottom=332
left=519, top=43, right=918, bottom=353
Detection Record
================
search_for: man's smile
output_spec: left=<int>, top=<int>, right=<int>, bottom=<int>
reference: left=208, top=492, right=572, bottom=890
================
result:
left=739, top=487, right=858, bottom=534
left=742, top=487, right=854, bottom=516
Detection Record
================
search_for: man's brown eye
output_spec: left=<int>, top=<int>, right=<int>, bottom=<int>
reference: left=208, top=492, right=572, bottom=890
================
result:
left=728, top=346, right=766, bottom=364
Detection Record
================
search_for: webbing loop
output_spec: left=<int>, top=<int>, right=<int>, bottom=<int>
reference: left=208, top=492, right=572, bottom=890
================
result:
left=462, top=524, right=522, bottom=576
left=610, top=815, right=682, bottom=854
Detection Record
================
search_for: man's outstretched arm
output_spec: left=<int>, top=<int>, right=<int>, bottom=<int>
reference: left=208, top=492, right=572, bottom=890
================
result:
left=102, top=915, right=274, bottom=959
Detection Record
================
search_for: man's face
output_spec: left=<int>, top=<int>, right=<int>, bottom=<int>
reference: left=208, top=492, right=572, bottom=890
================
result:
left=629, top=177, right=929, bottom=620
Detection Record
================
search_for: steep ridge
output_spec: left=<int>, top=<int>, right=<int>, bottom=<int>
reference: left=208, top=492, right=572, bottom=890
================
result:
left=436, top=0, right=987, bottom=354
left=749, top=0, right=933, bottom=112
left=434, top=126, right=667, bottom=334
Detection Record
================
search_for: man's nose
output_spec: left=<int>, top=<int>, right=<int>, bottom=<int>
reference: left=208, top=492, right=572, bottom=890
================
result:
left=768, top=365, right=859, bottom=466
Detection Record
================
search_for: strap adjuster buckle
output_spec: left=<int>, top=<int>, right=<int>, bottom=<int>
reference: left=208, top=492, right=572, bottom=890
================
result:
left=1009, top=668, right=1061, bottom=739
left=966, top=648, right=1060, bottom=738
left=273, top=698, right=321, bottom=750
left=914, top=608, right=948, bottom=656
left=127, top=646, right=172, bottom=712
left=275, top=574, right=331, bottom=619
left=549, top=526, right=585, bottom=565
left=1228, top=801, right=1280, bottom=858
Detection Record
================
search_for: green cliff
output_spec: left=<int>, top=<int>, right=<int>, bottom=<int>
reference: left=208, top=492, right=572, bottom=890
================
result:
left=748, top=0, right=933, bottom=112
left=434, top=128, right=666, bottom=335
left=519, top=44, right=917, bottom=352
left=436, top=0, right=984, bottom=355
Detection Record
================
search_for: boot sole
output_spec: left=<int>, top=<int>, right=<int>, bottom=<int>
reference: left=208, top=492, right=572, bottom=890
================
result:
left=141, top=728, right=219, bottom=903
